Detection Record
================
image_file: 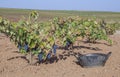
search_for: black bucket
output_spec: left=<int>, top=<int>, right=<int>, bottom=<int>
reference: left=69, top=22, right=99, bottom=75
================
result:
left=75, top=52, right=112, bottom=68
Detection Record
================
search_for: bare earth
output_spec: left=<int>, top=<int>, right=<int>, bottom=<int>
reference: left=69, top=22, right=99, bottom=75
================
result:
left=0, top=33, right=120, bottom=77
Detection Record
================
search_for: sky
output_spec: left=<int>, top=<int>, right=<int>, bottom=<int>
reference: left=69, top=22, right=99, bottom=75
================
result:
left=0, top=0, right=120, bottom=12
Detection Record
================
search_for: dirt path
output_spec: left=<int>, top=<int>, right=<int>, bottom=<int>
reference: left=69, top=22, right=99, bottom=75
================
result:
left=0, top=33, right=120, bottom=77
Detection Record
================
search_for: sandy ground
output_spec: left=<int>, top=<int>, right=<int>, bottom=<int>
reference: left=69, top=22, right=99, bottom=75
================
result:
left=0, top=33, right=120, bottom=77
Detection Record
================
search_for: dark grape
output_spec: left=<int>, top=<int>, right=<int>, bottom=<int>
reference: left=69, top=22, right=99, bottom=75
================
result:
left=52, top=44, right=57, bottom=55
left=24, top=44, right=29, bottom=52
left=66, top=41, right=70, bottom=48
left=65, top=40, right=73, bottom=49
left=38, top=52, right=43, bottom=62
left=18, top=44, right=22, bottom=50
left=46, top=53, right=51, bottom=60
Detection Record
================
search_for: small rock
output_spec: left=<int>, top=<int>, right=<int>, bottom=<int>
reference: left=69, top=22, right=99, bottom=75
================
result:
left=36, top=63, right=39, bottom=66
left=82, top=74, right=85, bottom=77
left=81, top=51, right=86, bottom=53
left=114, top=67, right=118, bottom=70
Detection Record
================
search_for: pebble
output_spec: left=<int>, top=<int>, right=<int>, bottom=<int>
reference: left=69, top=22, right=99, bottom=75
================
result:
left=81, top=73, right=86, bottom=77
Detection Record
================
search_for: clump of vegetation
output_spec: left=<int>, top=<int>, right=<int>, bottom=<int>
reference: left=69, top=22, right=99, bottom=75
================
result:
left=78, top=19, right=109, bottom=43
left=0, top=11, right=119, bottom=65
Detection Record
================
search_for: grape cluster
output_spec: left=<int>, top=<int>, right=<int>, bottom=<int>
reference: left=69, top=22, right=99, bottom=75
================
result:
left=46, top=52, right=51, bottom=60
left=38, top=51, right=44, bottom=62
left=38, top=44, right=58, bottom=63
left=24, top=44, right=29, bottom=51
left=65, top=40, right=73, bottom=50
left=17, top=42, right=29, bottom=52
left=52, top=44, right=57, bottom=55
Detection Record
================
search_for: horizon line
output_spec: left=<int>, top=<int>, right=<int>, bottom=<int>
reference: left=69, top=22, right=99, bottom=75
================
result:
left=0, top=7, right=120, bottom=13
